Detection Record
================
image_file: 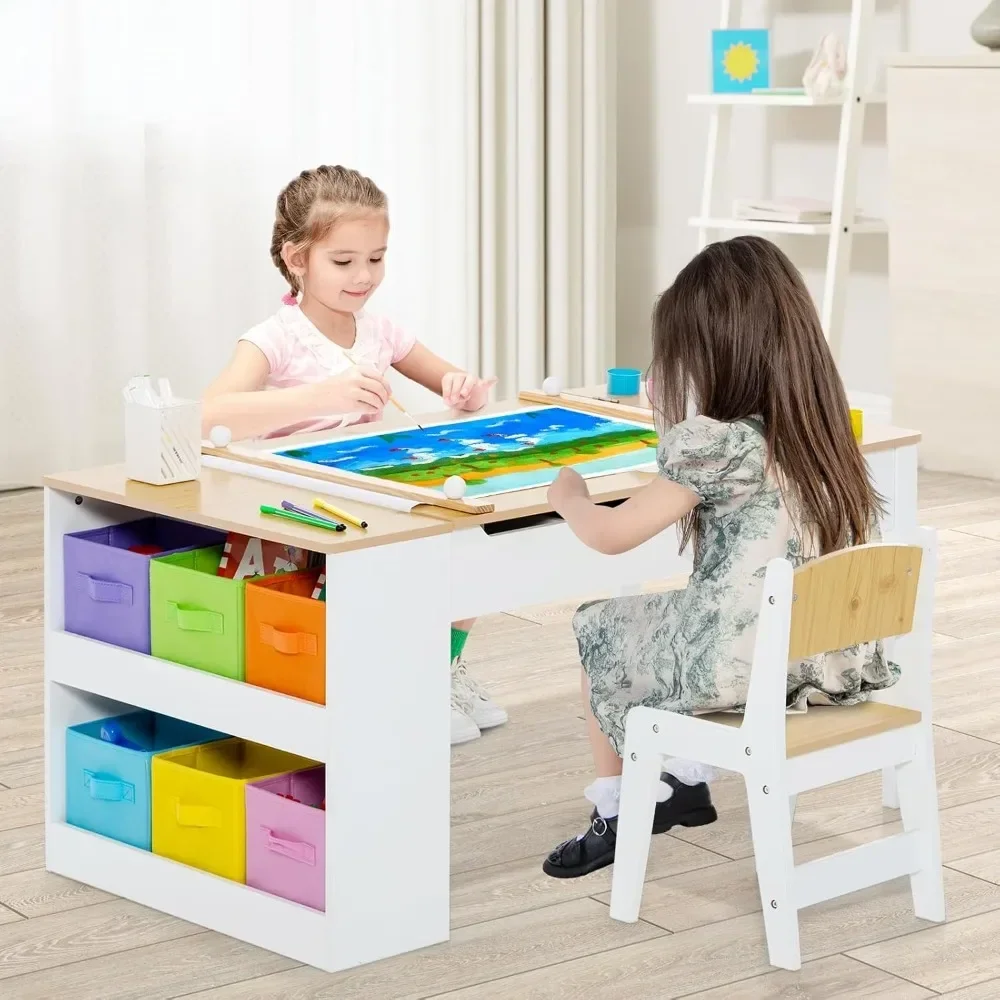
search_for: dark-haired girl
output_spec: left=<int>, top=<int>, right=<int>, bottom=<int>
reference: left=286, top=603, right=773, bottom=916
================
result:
left=543, top=235, right=893, bottom=878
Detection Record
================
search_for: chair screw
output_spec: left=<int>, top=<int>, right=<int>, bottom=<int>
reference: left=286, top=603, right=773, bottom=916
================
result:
left=652, top=724, right=659, bottom=733
left=745, top=747, right=752, bottom=756
left=763, top=785, right=769, bottom=794
left=630, top=752, right=637, bottom=761
left=75, top=496, right=84, bottom=506
left=770, top=899, right=778, bottom=909
left=768, top=595, right=775, bottom=605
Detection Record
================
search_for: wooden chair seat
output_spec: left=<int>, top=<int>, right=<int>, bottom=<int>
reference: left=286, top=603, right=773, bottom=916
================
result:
left=702, top=701, right=923, bottom=758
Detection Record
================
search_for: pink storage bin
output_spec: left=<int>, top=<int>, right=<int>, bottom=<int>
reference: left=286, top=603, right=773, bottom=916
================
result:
left=245, top=766, right=325, bottom=911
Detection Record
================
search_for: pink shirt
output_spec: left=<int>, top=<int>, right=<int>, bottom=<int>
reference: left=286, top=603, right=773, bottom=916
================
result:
left=239, top=304, right=416, bottom=438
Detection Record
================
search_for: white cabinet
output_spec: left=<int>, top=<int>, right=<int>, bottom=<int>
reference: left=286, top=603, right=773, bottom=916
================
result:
left=888, top=54, right=1000, bottom=479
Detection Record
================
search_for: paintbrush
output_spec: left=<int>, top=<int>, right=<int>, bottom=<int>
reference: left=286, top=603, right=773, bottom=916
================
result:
left=387, top=395, right=424, bottom=430
left=346, top=351, right=423, bottom=429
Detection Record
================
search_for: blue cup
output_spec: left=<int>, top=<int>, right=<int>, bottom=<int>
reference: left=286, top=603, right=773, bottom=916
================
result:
left=607, top=367, right=641, bottom=396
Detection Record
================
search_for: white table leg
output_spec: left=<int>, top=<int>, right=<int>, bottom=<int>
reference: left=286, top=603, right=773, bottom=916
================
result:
left=321, top=533, right=452, bottom=971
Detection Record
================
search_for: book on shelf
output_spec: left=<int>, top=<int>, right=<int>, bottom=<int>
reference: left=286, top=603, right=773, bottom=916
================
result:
left=732, top=197, right=835, bottom=224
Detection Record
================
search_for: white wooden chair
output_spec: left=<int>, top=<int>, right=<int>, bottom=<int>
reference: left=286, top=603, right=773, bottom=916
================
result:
left=608, top=528, right=945, bottom=971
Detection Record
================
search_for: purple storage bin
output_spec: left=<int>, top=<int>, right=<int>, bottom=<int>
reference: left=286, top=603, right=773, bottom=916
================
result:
left=246, top=767, right=325, bottom=911
left=64, top=517, right=226, bottom=653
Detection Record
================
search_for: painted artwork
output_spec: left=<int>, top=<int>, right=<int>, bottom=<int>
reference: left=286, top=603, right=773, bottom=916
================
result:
left=268, top=406, right=659, bottom=499
left=712, top=28, right=770, bottom=94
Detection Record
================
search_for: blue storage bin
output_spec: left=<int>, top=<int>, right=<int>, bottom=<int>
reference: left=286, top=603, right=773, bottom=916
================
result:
left=66, top=711, right=226, bottom=849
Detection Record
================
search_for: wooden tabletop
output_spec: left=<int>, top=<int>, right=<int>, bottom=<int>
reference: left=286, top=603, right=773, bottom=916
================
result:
left=552, top=386, right=922, bottom=454
left=42, top=464, right=451, bottom=553
left=44, top=391, right=922, bottom=548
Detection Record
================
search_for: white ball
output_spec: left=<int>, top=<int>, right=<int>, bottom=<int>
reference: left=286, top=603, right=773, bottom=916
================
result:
left=443, top=475, right=467, bottom=500
left=542, top=375, right=563, bottom=396
left=208, top=425, right=232, bottom=448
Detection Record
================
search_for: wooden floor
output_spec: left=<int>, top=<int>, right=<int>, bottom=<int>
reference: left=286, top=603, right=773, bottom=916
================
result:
left=3, top=474, right=1000, bottom=998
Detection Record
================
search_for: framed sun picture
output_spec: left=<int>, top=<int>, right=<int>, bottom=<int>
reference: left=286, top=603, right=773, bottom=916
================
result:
left=712, top=29, right=770, bottom=94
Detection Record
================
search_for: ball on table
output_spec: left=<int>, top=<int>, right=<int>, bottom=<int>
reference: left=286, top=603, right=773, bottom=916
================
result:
left=208, top=425, right=232, bottom=448
left=443, top=475, right=467, bottom=500
left=542, top=375, right=563, bottom=396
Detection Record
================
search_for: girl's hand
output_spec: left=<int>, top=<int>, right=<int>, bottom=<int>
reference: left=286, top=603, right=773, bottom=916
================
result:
left=548, top=466, right=589, bottom=515
left=312, top=366, right=390, bottom=415
left=442, top=372, right=498, bottom=411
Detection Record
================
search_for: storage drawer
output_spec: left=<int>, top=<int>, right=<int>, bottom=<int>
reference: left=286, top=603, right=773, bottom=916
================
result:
left=245, top=569, right=326, bottom=704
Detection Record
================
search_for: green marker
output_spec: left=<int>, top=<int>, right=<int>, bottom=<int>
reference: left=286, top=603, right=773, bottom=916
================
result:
left=259, top=505, right=346, bottom=532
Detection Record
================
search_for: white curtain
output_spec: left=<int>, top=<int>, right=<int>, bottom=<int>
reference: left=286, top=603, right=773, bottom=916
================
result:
left=0, top=0, right=474, bottom=487
left=469, top=0, right=617, bottom=397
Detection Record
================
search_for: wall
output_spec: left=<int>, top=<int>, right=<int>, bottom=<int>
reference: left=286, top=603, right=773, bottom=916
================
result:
left=615, top=0, right=986, bottom=403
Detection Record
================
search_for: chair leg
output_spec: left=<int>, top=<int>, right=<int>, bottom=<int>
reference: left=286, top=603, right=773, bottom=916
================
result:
left=609, top=748, right=662, bottom=923
left=895, top=726, right=946, bottom=923
left=882, top=765, right=900, bottom=809
left=746, top=777, right=801, bottom=970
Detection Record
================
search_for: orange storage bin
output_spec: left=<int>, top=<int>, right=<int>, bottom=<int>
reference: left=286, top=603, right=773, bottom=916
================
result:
left=245, top=569, right=326, bottom=704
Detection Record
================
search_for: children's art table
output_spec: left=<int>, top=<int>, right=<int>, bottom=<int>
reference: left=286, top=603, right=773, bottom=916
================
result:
left=41, top=390, right=921, bottom=972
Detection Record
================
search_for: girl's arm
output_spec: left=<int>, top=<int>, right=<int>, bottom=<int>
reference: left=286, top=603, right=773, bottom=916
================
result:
left=393, top=343, right=495, bottom=410
left=201, top=342, right=389, bottom=441
left=547, top=467, right=699, bottom=555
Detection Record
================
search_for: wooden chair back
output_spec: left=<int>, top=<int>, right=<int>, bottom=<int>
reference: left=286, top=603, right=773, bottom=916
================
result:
left=788, top=544, right=923, bottom=660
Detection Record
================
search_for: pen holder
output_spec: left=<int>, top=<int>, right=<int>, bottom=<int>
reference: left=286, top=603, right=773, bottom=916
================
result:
left=124, top=398, right=202, bottom=486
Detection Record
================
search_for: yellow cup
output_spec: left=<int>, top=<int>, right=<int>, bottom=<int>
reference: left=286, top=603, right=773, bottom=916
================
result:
left=850, top=408, right=864, bottom=442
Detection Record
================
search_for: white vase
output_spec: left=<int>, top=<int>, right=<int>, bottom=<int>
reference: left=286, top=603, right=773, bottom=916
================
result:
left=972, top=0, right=1000, bottom=50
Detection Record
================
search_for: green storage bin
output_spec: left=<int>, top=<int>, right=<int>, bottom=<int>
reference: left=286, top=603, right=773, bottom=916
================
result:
left=150, top=546, right=248, bottom=680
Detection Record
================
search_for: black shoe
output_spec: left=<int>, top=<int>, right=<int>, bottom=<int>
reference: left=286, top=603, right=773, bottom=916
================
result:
left=542, top=813, right=619, bottom=879
left=542, top=774, right=717, bottom=880
left=649, top=773, right=718, bottom=834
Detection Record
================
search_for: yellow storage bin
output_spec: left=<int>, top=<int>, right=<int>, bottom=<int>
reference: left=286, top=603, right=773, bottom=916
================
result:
left=151, top=738, right=317, bottom=882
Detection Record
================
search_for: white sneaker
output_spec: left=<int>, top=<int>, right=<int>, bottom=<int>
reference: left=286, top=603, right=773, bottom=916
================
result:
left=452, top=656, right=509, bottom=730
left=451, top=688, right=481, bottom=745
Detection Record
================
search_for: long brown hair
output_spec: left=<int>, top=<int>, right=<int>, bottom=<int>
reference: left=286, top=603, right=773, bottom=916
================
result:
left=648, top=235, right=883, bottom=554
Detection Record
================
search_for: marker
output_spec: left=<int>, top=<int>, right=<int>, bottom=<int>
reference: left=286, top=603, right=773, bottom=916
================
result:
left=259, top=505, right=346, bottom=532
left=281, top=499, right=345, bottom=529
left=313, top=498, right=368, bottom=530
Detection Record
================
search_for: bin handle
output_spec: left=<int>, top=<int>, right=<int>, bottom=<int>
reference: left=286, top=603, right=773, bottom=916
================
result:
left=262, top=826, right=317, bottom=866
left=79, top=573, right=134, bottom=607
left=167, top=602, right=224, bottom=635
left=258, top=623, right=317, bottom=656
left=175, top=801, right=222, bottom=828
left=83, top=770, right=135, bottom=803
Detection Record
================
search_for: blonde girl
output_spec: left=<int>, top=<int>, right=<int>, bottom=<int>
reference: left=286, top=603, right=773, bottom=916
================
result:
left=203, top=165, right=504, bottom=745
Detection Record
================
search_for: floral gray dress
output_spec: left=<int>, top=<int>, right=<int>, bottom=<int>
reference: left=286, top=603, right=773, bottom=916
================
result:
left=573, top=415, right=897, bottom=755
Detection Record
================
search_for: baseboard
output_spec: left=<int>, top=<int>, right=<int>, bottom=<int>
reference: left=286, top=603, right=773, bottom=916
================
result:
left=846, top=390, right=891, bottom=426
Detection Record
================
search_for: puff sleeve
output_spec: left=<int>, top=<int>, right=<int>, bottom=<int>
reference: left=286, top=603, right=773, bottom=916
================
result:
left=656, top=416, right=766, bottom=513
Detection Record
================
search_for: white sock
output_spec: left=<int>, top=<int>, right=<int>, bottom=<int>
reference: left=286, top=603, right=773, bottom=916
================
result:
left=584, top=776, right=622, bottom=819
left=664, top=757, right=717, bottom=785
left=582, top=773, right=676, bottom=826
